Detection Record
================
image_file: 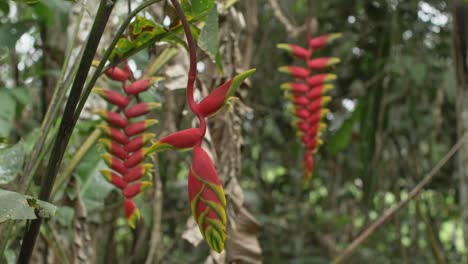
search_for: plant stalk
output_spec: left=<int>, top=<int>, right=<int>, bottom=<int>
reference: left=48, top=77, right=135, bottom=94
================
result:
left=17, top=1, right=115, bottom=262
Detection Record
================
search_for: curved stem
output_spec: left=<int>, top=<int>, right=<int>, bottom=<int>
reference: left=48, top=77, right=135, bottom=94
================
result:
left=170, top=0, right=206, bottom=138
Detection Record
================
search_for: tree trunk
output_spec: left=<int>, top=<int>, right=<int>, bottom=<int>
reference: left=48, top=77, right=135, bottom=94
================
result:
left=453, top=0, right=468, bottom=250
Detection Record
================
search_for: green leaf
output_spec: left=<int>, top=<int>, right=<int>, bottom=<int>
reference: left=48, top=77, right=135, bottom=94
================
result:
left=0, top=22, right=30, bottom=51
left=75, top=145, right=114, bottom=222
left=0, top=90, right=17, bottom=137
left=0, top=1, right=9, bottom=16
left=199, top=5, right=219, bottom=62
left=0, top=140, right=25, bottom=184
left=192, top=0, right=215, bottom=16
left=327, top=102, right=362, bottom=156
left=0, top=188, right=56, bottom=223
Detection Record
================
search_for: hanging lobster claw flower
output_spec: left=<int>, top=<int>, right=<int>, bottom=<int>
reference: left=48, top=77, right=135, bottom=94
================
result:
left=124, top=149, right=146, bottom=169
left=188, top=146, right=227, bottom=253
left=124, top=199, right=141, bottom=229
left=106, top=67, right=130, bottom=82
left=277, top=43, right=311, bottom=60
left=124, top=164, right=153, bottom=182
left=306, top=84, right=333, bottom=100
left=101, top=153, right=127, bottom=175
left=95, top=110, right=128, bottom=128
left=303, top=151, right=314, bottom=182
left=99, top=139, right=127, bottom=160
left=278, top=66, right=310, bottom=79
left=198, top=69, right=256, bottom=118
left=123, top=181, right=152, bottom=199
left=93, top=88, right=130, bottom=108
left=306, top=74, right=337, bottom=87
left=307, top=96, right=331, bottom=113
left=124, top=78, right=162, bottom=95
left=307, top=58, right=340, bottom=70
left=125, top=119, right=159, bottom=137
left=98, top=125, right=129, bottom=145
left=280, top=82, right=309, bottom=94
left=308, top=33, right=342, bottom=50
left=293, top=96, right=309, bottom=106
left=294, top=108, right=310, bottom=120
left=145, top=128, right=204, bottom=154
left=124, top=102, right=161, bottom=118
left=100, top=170, right=127, bottom=189
left=125, top=133, right=155, bottom=152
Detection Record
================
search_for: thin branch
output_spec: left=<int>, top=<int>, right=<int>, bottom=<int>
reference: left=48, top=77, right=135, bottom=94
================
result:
left=332, top=135, right=466, bottom=264
left=267, top=0, right=304, bottom=38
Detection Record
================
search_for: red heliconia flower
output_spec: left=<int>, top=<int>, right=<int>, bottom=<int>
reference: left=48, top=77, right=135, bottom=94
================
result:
left=124, top=199, right=141, bottom=229
left=293, top=96, right=309, bottom=106
left=278, top=66, right=310, bottom=79
left=124, top=79, right=152, bottom=95
left=146, top=128, right=204, bottom=154
left=307, top=96, right=331, bottom=113
left=98, top=125, right=129, bottom=145
left=124, top=164, right=153, bottom=182
left=303, top=151, right=314, bottom=182
left=306, top=74, right=337, bottom=87
left=96, top=110, right=128, bottom=128
left=297, top=121, right=310, bottom=133
left=93, top=88, right=130, bottom=108
left=307, top=109, right=329, bottom=125
left=295, top=108, right=310, bottom=120
left=306, top=84, right=333, bottom=100
left=125, top=120, right=159, bottom=137
left=277, top=30, right=340, bottom=184
left=106, top=67, right=130, bottom=82
left=125, top=133, right=155, bottom=152
left=188, top=146, right=227, bottom=253
left=101, top=153, right=127, bottom=175
left=307, top=58, right=340, bottom=70
left=124, top=149, right=145, bottom=169
left=99, top=139, right=127, bottom=160
left=124, top=102, right=161, bottom=118
left=308, top=33, right=342, bottom=50
left=96, top=61, right=161, bottom=230
left=277, top=43, right=311, bottom=60
left=100, top=170, right=128, bottom=189
left=198, top=69, right=256, bottom=118
left=281, top=82, right=309, bottom=94
left=123, top=181, right=152, bottom=199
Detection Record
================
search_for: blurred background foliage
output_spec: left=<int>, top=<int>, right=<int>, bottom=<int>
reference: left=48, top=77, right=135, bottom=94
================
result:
left=0, top=0, right=465, bottom=263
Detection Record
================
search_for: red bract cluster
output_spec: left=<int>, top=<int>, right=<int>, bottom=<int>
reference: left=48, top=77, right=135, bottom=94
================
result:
left=145, top=69, right=255, bottom=253
left=277, top=32, right=341, bottom=183
left=94, top=61, right=159, bottom=228
left=143, top=0, right=255, bottom=253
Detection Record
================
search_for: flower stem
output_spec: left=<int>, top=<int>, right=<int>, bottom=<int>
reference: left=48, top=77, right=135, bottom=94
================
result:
left=170, top=0, right=207, bottom=137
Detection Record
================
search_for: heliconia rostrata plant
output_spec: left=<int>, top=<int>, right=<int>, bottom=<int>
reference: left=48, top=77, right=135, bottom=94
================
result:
left=94, top=60, right=160, bottom=228
left=95, top=0, right=255, bottom=253
left=277, top=28, right=341, bottom=183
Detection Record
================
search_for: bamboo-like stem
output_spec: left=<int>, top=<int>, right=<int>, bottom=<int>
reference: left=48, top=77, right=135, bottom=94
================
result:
left=170, top=0, right=206, bottom=137
left=331, top=135, right=466, bottom=264
left=17, top=1, right=115, bottom=262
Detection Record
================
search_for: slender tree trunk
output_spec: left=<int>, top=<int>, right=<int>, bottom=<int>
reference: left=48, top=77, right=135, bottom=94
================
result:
left=453, top=0, right=468, bottom=251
